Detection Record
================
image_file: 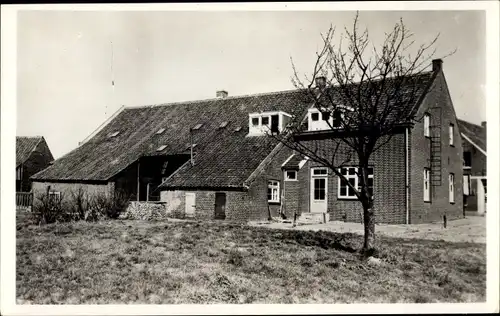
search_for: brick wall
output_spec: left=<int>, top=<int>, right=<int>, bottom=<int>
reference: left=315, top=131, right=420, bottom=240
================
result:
left=409, top=70, right=464, bottom=223
left=297, top=134, right=407, bottom=224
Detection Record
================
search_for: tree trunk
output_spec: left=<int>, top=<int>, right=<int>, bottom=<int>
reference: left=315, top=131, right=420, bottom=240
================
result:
left=363, top=204, right=376, bottom=251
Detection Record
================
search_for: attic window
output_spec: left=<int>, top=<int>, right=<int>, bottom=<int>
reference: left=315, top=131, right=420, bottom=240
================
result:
left=234, top=126, right=242, bottom=132
left=156, top=128, right=165, bottom=134
left=192, top=123, right=203, bottom=131
left=108, top=131, right=120, bottom=138
left=157, top=145, right=167, bottom=152
left=219, top=121, right=229, bottom=129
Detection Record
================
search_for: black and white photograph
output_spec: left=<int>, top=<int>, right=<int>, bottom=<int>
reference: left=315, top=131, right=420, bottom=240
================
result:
left=1, top=2, right=498, bottom=315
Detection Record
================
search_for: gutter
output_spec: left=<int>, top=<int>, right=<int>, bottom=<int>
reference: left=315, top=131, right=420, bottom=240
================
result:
left=405, top=127, right=410, bottom=224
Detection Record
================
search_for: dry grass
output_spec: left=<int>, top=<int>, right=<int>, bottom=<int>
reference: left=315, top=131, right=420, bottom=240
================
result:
left=16, top=218, right=486, bottom=304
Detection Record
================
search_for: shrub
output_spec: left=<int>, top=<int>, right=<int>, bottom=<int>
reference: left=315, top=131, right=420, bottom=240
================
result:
left=69, top=187, right=90, bottom=221
left=32, top=192, right=66, bottom=224
left=88, top=190, right=130, bottom=221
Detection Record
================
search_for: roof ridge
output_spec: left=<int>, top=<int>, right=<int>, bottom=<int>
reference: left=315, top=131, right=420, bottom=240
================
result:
left=123, top=88, right=303, bottom=110
left=457, top=118, right=485, bottom=128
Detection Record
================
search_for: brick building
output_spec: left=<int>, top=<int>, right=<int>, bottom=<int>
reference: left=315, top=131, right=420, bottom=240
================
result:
left=16, top=136, right=54, bottom=192
left=457, top=119, right=487, bottom=214
left=31, top=59, right=463, bottom=224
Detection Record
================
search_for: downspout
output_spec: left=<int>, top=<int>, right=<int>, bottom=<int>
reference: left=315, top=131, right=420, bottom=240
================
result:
left=405, top=127, right=410, bottom=224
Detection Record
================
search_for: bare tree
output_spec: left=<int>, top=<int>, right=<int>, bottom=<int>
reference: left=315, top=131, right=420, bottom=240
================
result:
left=270, top=12, right=454, bottom=253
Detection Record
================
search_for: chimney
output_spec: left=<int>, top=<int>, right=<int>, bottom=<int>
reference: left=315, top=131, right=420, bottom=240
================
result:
left=432, top=59, right=443, bottom=72
left=315, top=76, right=326, bottom=88
left=216, top=90, right=228, bottom=98
left=481, top=121, right=487, bottom=128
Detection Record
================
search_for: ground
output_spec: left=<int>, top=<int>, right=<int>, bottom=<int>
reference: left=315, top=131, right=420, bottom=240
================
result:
left=250, top=214, right=486, bottom=243
left=16, top=213, right=486, bottom=304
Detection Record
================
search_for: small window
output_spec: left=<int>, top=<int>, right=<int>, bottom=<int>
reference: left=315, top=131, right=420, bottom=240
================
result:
left=108, top=131, right=120, bottom=138
left=251, top=117, right=259, bottom=126
left=449, top=123, right=454, bottom=146
left=192, top=123, right=203, bottom=130
left=157, top=145, right=167, bottom=152
left=463, top=174, right=471, bottom=196
left=16, top=167, right=22, bottom=181
left=449, top=173, right=455, bottom=203
left=313, top=168, right=328, bottom=175
left=322, top=111, right=330, bottom=121
left=156, top=128, right=165, bottom=135
left=267, top=180, right=280, bottom=203
left=463, top=151, right=472, bottom=168
left=48, top=191, right=61, bottom=203
left=262, top=116, right=270, bottom=126
left=234, top=126, right=242, bottom=132
left=311, top=112, right=319, bottom=121
left=424, top=113, right=430, bottom=137
left=332, top=110, right=343, bottom=128
left=424, top=168, right=431, bottom=202
left=285, top=170, right=297, bottom=181
left=219, top=121, right=229, bottom=129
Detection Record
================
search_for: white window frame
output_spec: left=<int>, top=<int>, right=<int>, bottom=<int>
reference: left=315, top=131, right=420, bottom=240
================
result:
left=424, top=113, right=431, bottom=137
left=248, top=111, right=292, bottom=136
left=16, top=167, right=22, bottom=181
left=449, top=123, right=454, bottom=146
left=463, top=174, right=471, bottom=196
left=49, top=191, right=61, bottom=203
left=424, top=168, right=431, bottom=202
left=284, top=170, right=298, bottom=181
left=267, top=180, right=280, bottom=203
left=449, top=173, right=455, bottom=203
left=337, top=167, right=373, bottom=199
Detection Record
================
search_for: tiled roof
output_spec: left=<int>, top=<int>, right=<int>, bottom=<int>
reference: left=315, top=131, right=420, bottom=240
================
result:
left=281, top=154, right=304, bottom=170
left=16, top=136, right=43, bottom=167
left=457, top=119, right=486, bottom=152
left=33, top=70, right=436, bottom=189
left=32, top=89, right=311, bottom=183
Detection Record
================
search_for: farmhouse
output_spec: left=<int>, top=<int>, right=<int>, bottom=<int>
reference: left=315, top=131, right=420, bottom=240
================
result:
left=458, top=119, right=487, bottom=214
left=16, top=136, right=54, bottom=192
left=31, top=59, right=464, bottom=224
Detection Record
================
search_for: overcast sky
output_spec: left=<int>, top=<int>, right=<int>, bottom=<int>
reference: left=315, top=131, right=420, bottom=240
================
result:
left=17, top=10, right=485, bottom=159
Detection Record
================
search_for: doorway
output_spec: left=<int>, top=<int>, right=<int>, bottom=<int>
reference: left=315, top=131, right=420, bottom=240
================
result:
left=214, top=192, right=226, bottom=220
left=310, top=167, right=328, bottom=213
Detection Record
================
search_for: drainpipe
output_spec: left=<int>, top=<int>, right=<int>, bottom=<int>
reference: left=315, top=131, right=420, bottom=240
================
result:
left=405, top=127, right=410, bottom=224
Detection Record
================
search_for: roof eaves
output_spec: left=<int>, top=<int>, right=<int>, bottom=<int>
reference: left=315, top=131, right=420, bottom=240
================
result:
left=461, top=132, right=487, bottom=156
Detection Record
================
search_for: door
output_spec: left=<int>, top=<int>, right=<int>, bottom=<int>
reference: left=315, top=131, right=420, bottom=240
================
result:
left=214, top=192, right=226, bottom=220
left=185, top=192, right=196, bottom=216
left=310, top=168, right=328, bottom=213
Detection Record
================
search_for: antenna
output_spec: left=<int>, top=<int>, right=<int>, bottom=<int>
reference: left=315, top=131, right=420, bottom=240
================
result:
left=108, top=40, right=115, bottom=118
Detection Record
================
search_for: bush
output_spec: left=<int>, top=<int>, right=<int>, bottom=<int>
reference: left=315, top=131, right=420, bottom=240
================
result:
left=88, top=190, right=130, bottom=221
left=69, top=187, right=90, bottom=221
left=33, top=192, right=67, bottom=224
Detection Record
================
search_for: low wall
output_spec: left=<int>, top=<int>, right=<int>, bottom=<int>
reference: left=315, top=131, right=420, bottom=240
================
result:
left=119, top=201, right=169, bottom=220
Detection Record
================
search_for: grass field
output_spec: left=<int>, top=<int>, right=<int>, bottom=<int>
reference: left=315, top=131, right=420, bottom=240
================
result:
left=16, top=216, right=486, bottom=304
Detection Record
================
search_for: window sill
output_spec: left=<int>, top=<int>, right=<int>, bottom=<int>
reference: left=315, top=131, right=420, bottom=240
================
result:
left=285, top=179, right=298, bottom=182
left=337, top=197, right=358, bottom=201
left=463, top=166, right=472, bottom=170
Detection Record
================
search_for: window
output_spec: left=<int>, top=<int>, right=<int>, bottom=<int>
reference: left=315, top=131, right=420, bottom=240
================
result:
left=449, top=123, right=454, bottom=145
left=285, top=170, right=297, bottom=181
left=424, top=113, right=430, bottom=137
left=313, top=168, right=328, bottom=176
left=463, top=151, right=472, bottom=168
left=449, top=173, right=455, bottom=203
left=251, top=117, right=259, bottom=126
left=322, top=111, right=330, bottom=121
left=311, top=112, right=319, bottom=121
left=156, top=128, right=165, bottom=134
left=331, top=110, right=343, bottom=128
left=157, top=145, right=167, bottom=152
left=338, top=167, right=373, bottom=199
left=463, top=174, right=471, bottom=196
left=108, top=131, right=120, bottom=138
left=16, top=167, right=22, bottom=181
left=192, top=123, right=203, bottom=130
left=424, top=168, right=431, bottom=202
left=49, top=191, right=61, bottom=204
left=261, top=116, right=269, bottom=126
left=219, top=121, right=229, bottom=129
left=234, top=126, right=242, bottom=132
left=313, top=178, right=327, bottom=200
left=267, top=180, right=280, bottom=203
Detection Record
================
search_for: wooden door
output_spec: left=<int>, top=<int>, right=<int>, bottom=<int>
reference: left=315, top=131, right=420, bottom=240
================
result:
left=214, top=192, right=226, bottom=220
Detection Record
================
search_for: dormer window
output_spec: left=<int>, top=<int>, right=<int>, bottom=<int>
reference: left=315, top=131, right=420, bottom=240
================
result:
left=219, top=121, right=229, bottom=129
left=108, top=131, right=120, bottom=138
left=248, top=111, right=292, bottom=136
left=192, top=123, right=203, bottom=131
left=156, top=128, right=165, bottom=135
left=307, top=106, right=352, bottom=131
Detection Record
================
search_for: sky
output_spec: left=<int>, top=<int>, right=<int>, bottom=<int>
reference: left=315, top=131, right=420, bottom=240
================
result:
left=16, top=10, right=486, bottom=159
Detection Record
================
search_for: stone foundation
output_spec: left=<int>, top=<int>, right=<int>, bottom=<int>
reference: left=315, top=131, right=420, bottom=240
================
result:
left=120, top=201, right=168, bottom=220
